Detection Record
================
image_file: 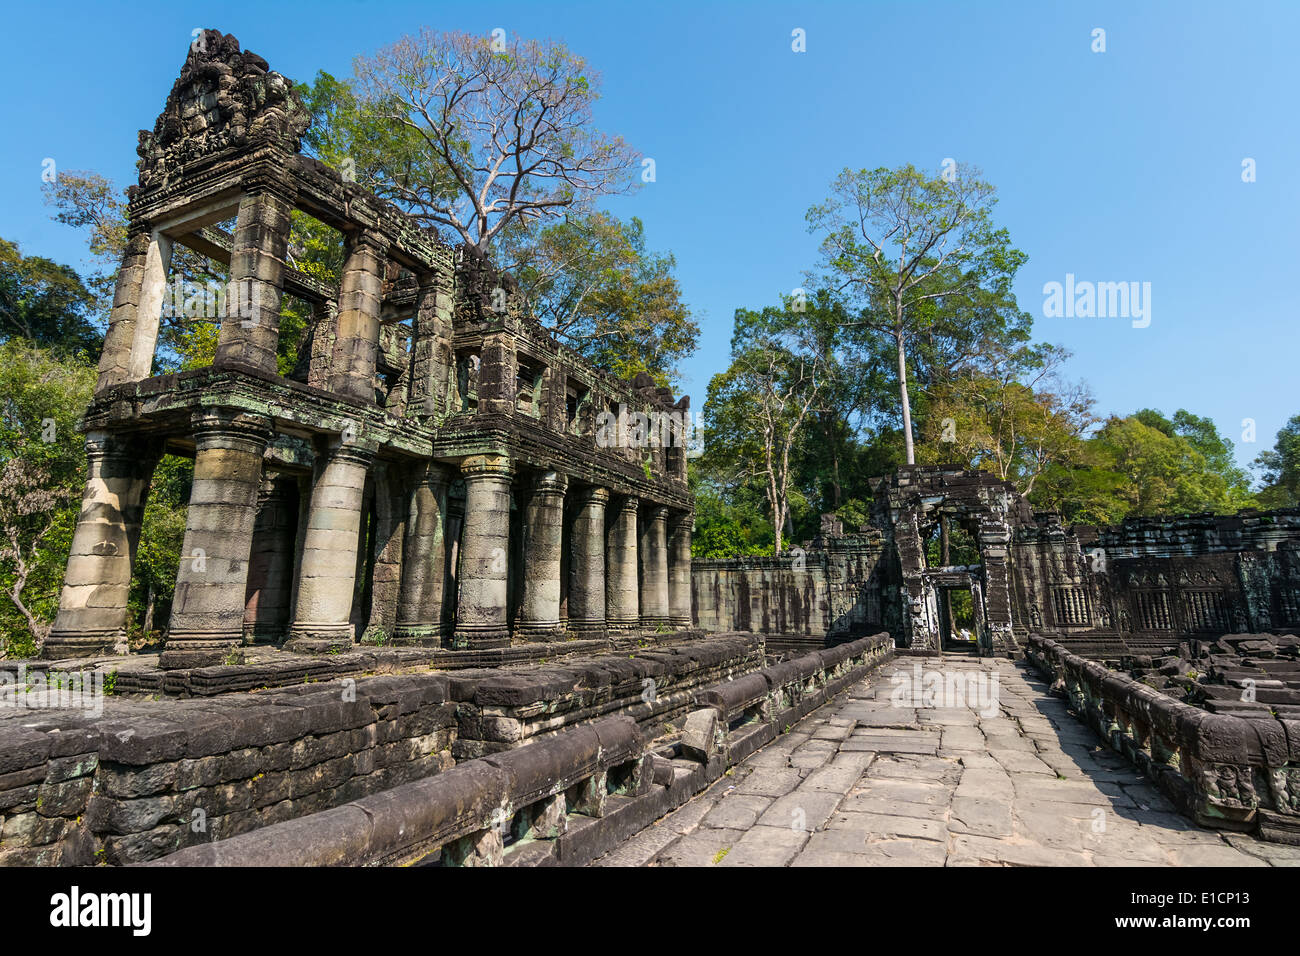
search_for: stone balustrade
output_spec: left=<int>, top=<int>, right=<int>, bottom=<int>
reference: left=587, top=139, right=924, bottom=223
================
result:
left=1025, top=633, right=1300, bottom=843
left=120, top=631, right=895, bottom=867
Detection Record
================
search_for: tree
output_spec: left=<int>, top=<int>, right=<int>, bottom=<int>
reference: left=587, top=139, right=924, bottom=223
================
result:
left=807, top=163, right=1024, bottom=464
left=918, top=341, right=1094, bottom=495
left=41, top=171, right=126, bottom=317
left=502, top=212, right=698, bottom=384
left=0, top=341, right=96, bottom=654
left=1254, top=415, right=1300, bottom=508
left=130, top=456, right=191, bottom=642
left=689, top=474, right=775, bottom=558
left=1034, top=413, right=1256, bottom=524
left=0, top=238, right=101, bottom=359
left=1136, top=408, right=1252, bottom=496
left=318, top=29, right=641, bottom=254
left=702, top=299, right=838, bottom=554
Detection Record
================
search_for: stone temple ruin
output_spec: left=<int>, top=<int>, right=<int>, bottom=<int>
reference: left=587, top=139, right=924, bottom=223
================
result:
left=695, top=465, right=1300, bottom=663
left=43, top=31, right=694, bottom=670
left=4, top=33, right=1300, bottom=866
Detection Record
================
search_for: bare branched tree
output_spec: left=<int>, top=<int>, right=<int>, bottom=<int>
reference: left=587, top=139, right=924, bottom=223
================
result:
left=350, top=29, right=642, bottom=252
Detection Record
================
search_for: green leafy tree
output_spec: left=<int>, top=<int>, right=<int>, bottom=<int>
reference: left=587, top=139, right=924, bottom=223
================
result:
left=1035, top=413, right=1255, bottom=523
left=807, top=163, right=1024, bottom=464
left=0, top=238, right=101, bottom=360
left=1254, top=415, right=1300, bottom=507
left=503, top=212, right=697, bottom=385
left=702, top=298, right=843, bottom=554
left=130, top=456, right=191, bottom=643
left=689, top=476, right=775, bottom=558
left=918, top=341, right=1094, bottom=495
left=0, top=341, right=96, bottom=653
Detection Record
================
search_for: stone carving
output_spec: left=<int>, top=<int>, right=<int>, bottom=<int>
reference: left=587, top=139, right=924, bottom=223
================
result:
left=136, top=30, right=310, bottom=190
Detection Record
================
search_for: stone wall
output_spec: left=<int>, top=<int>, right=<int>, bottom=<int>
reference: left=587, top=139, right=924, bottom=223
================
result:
left=695, top=466, right=1300, bottom=659
left=1025, top=633, right=1300, bottom=843
left=692, top=534, right=889, bottom=644
left=0, top=674, right=457, bottom=866
left=0, top=633, right=759, bottom=865
left=141, top=633, right=895, bottom=867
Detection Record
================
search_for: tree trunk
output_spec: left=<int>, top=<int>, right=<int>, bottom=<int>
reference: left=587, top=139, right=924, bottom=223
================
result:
left=940, top=514, right=953, bottom=645
left=143, top=582, right=155, bottom=636
left=897, top=326, right=915, bottom=465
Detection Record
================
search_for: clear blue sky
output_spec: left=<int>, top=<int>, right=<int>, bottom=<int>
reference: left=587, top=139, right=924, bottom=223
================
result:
left=2, top=0, right=1296, bottom=472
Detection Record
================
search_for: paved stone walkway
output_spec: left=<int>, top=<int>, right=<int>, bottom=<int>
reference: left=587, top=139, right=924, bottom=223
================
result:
left=594, top=656, right=1300, bottom=867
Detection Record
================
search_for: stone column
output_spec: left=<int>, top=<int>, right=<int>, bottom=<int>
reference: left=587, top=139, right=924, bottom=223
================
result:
left=286, top=438, right=376, bottom=647
left=639, top=504, right=670, bottom=628
left=978, top=520, right=1016, bottom=656
left=361, top=463, right=409, bottom=643
left=242, top=476, right=299, bottom=644
left=452, top=456, right=513, bottom=649
left=44, top=434, right=162, bottom=658
left=516, top=471, right=568, bottom=641
left=668, top=511, right=693, bottom=628
left=214, top=184, right=293, bottom=374
left=305, top=299, right=337, bottom=389
left=407, top=272, right=456, bottom=422
left=162, top=411, right=273, bottom=668
left=394, top=461, right=453, bottom=644
left=606, top=495, right=640, bottom=633
left=96, top=227, right=172, bottom=392
left=328, top=231, right=387, bottom=403
left=567, top=486, right=608, bottom=640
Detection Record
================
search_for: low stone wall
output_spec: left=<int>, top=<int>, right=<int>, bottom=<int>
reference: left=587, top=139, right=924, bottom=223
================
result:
left=138, top=632, right=895, bottom=867
left=0, top=632, right=760, bottom=866
left=451, top=632, right=764, bottom=759
left=144, top=715, right=652, bottom=867
left=0, top=673, right=459, bottom=866
left=689, top=632, right=895, bottom=767
left=1025, top=633, right=1300, bottom=844
left=16, top=630, right=704, bottom=699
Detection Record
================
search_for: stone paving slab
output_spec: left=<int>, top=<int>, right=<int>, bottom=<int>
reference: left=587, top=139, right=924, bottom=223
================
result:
left=595, top=656, right=1297, bottom=868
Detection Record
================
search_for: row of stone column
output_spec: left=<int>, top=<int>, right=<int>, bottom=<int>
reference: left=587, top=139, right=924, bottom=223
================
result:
left=47, top=426, right=694, bottom=663
left=406, top=458, right=693, bottom=649
left=95, top=182, right=434, bottom=409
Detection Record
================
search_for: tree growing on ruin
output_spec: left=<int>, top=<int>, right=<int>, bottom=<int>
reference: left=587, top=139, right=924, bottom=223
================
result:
left=309, top=29, right=642, bottom=253
left=806, top=163, right=1023, bottom=465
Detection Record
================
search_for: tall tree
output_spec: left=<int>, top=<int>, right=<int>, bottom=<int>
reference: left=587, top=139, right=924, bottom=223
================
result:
left=806, top=163, right=1023, bottom=464
left=317, top=29, right=641, bottom=254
